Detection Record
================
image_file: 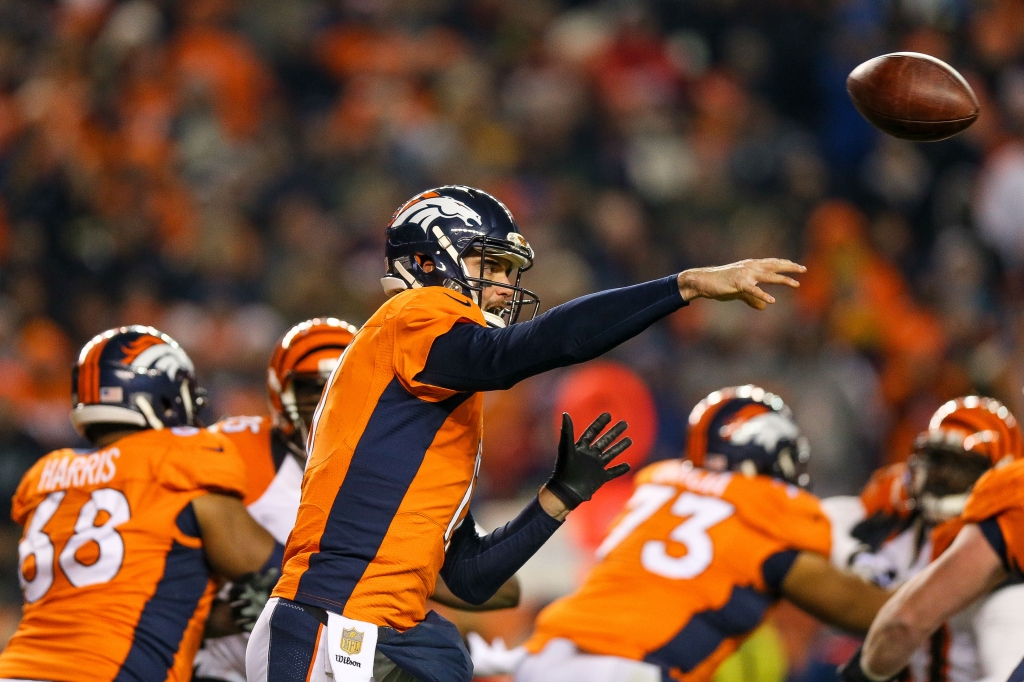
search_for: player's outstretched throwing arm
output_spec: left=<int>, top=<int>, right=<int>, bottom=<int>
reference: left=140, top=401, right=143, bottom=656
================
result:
left=440, top=412, right=632, bottom=605
left=416, top=259, right=805, bottom=393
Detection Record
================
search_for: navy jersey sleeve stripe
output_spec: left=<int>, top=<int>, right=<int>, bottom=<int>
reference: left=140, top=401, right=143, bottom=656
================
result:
left=114, top=507, right=210, bottom=681
left=979, top=516, right=1010, bottom=573
left=295, top=377, right=469, bottom=610
left=761, top=549, right=799, bottom=596
left=440, top=500, right=562, bottom=604
left=416, top=275, right=685, bottom=392
left=644, top=586, right=771, bottom=673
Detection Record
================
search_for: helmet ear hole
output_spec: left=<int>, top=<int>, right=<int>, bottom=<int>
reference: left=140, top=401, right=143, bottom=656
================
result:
left=415, top=255, right=436, bottom=273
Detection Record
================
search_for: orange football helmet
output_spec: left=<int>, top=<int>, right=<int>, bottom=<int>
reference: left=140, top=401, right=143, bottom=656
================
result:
left=910, top=396, right=1023, bottom=521
left=267, top=318, right=357, bottom=446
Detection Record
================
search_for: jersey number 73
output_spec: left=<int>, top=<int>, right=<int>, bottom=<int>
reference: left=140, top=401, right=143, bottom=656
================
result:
left=596, top=484, right=735, bottom=579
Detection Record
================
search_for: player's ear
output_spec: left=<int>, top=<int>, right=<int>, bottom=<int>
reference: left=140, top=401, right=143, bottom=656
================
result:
left=415, top=255, right=435, bottom=273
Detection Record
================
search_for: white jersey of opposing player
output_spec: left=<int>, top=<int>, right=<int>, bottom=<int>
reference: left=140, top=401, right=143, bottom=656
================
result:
left=822, top=497, right=1024, bottom=682
left=192, top=418, right=304, bottom=682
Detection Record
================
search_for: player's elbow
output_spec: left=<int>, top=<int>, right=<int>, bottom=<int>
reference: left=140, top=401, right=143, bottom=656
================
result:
left=440, top=567, right=498, bottom=606
left=486, top=577, right=521, bottom=610
left=883, top=600, right=935, bottom=643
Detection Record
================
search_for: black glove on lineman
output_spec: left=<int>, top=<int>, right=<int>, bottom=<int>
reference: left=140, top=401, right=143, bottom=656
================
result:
left=837, top=647, right=906, bottom=682
left=228, top=568, right=279, bottom=633
left=545, top=412, right=632, bottom=510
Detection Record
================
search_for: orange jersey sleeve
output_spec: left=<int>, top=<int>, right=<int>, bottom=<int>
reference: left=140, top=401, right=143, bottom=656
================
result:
left=0, top=428, right=246, bottom=682
left=962, top=460, right=1024, bottom=572
left=527, top=460, right=831, bottom=682
left=209, top=415, right=276, bottom=505
left=391, top=287, right=487, bottom=401
left=155, top=427, right=247, bottom=498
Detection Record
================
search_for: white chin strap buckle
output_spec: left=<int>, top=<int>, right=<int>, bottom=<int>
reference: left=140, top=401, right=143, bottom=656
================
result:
left=482, top=311, right=506, bottom=328
left=919, top=492, right=969, bottom=522
left=381, top=276, right=409, bottom=298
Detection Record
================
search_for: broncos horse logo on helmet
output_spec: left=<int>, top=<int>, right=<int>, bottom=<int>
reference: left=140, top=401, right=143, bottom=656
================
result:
left=382, top=185, right=540, bottom=328
left=267, top=317, right=358, bottom=455
left=685, top=385, right=810, bottom=487
left=71, top=325, right=205, bottom=439
left=910, top=396, right=1023, bottom=522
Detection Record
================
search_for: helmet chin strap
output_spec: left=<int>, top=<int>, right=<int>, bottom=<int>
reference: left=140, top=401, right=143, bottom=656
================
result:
left=180, top=380, right=194, bottom=424
left=280, top=384, right=309, bottom=460
left=134, top=396, right=165, bottom=430
left=918, top=492, right=969, bottom=522
left=482, top=311, right=506, bottom=328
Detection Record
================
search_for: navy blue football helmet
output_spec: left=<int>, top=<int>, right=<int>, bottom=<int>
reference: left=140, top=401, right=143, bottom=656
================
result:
left=382, top=185, right=539, bottom=327
left=71, top=325, right=206, bottom=438
left=685, top=385, right=810, bottom=487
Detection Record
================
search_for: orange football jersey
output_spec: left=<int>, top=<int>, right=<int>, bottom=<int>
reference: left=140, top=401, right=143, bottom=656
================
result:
left=961, top=459, right=1024, bottom=572
left=0, top=427, right=246, bottom=682
left=208, top=415, right=281, bottom=506
left=273, top=286, right=487, bottom=631
left=525, top=459, right=832, bottom=682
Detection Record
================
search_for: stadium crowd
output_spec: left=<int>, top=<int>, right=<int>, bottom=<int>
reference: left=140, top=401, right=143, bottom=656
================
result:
left=1, top=0, right=1024, bottom=678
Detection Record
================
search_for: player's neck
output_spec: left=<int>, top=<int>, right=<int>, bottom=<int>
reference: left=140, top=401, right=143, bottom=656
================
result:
left=92, top=429, right=145, bottom=449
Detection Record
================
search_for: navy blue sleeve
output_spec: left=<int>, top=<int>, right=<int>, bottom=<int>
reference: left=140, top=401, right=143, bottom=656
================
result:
left=762, top=549, right=800, bottom=596
left=440, top=498, right=562, bottom=605
left=979, top=516, right=1010, bottom=573
left=416, top=275, right=686, bottom=392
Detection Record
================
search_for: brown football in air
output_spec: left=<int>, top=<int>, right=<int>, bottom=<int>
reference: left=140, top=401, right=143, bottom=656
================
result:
left=847, top=52, right=979, bottom=142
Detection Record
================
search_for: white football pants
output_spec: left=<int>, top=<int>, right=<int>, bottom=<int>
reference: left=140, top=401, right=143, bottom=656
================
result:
left=514, top=638, right=662, bottom=682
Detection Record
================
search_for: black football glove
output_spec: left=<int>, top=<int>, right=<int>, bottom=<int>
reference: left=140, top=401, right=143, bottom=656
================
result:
left=545, top=412, right=632, bottom=510
left=228, top=567, right=279, bottom=633
left=837, top=647, right=906, bottom=682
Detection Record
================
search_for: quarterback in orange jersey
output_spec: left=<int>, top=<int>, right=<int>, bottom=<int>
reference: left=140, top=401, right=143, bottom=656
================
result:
left=826, top=397, right=1024, bottom=682
left=841, top=398, right=1024, bottom=682
left=0, top=326, right=279, bottom=682
left=508, top=386, right=891, bottom=682
left=246, top=185, right=807, bottom=682
left=194, top=318, right=520, bottom=682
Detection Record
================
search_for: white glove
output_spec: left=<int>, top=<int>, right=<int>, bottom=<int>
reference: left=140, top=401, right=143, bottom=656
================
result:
left=468, top=632, right=528, bottom=677
left=849, top=549, right=899, bottom=588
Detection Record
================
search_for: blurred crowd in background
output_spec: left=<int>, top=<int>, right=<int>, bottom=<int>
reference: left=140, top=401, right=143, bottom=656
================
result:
left=1, top=0, right=1024, bottom=677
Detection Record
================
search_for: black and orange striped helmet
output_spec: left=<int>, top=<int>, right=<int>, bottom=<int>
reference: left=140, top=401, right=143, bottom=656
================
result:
left=911, top=396, right=1023, bottom=521
left=266, top=318, right=357, bottom=440
left=685, top=385, right=809, bottom=487
left=71, top=325, right=203, bottom=437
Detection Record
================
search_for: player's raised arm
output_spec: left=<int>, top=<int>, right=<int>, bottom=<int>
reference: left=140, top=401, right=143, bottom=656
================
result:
left=414, top=258, right=804, bottom=393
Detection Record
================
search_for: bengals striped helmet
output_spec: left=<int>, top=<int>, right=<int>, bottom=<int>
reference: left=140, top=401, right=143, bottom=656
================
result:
left=685, top=385, right=809, bottom=487
left=911, top=396, right=1023, bottom=521
left=71, top=326, right=203, bottom=437
left=267, top=318, right=357, bottom=443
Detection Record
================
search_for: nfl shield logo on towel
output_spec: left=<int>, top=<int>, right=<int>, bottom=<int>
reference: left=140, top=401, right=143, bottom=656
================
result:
left=341, top=628, right=364, bottom=655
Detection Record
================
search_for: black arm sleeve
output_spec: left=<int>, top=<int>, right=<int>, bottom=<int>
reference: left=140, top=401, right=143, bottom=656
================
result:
left=439, top=498, right=562, bottom=605
left=415, top=275, right=686, bottom=392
